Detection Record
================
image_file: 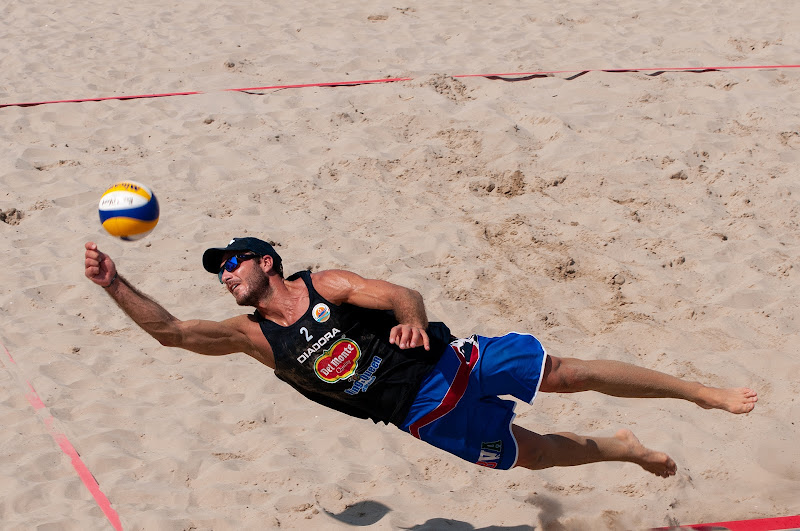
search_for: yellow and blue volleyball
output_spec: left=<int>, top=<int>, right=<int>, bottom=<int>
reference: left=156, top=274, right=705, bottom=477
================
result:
left=98, top=181, right=159, bottom=241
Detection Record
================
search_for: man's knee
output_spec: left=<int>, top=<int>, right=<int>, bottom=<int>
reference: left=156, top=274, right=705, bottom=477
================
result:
left=512, top=425, right=548, bottom=470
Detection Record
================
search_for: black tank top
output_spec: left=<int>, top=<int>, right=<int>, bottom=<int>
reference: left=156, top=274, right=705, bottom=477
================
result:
left=255, top=271, right=451, bottom=425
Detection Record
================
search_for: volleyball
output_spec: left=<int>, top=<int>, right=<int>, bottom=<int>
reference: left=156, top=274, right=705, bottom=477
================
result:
left=98, top=181, right=160, bottom=241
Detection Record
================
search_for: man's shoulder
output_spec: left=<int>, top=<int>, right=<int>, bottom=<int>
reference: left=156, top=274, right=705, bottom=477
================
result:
left=290, top=268, right=352, bottom=286
left=309, top=268, right=356, bottom=279
left=308, top=269, right=360, bottom=302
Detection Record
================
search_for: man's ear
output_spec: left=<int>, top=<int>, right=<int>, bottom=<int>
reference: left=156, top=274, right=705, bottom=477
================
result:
left=261, top=255, right=274, bottom=274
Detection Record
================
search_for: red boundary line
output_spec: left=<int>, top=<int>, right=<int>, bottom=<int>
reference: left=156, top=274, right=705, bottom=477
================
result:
left=652, top=514, right=800, bottom=531
left=228, top=76, right=413, bottom=92
left=1, top=64, right=799, bottom=109
left=454, top=64, right=800, bottom=78
left=1, top=91, right=202, bottom=108
left=1, top=341, right=123, bottom=531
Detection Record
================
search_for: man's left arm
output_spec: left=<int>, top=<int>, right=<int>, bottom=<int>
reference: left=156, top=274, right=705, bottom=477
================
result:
left=312, top=269, right=431, bottom=350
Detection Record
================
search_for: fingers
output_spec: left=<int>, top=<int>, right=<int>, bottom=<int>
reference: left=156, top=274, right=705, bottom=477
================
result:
left=85, top=250, right=103, bottom=280
left=419, top=328, right=430, bottom=351
left=84, top=243, right=103, bottom=270
left=84, top=241, right=114, bottom=285
left=390, top=325, right=431, bottom=350
left=84, top=241, right=100, bottom=262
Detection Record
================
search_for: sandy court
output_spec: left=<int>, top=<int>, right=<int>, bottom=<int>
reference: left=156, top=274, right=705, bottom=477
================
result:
left=1, top=1, right=799, bottom=529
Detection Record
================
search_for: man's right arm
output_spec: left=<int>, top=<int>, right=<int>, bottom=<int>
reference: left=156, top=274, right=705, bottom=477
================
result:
left=105, top=274, right=258, bottom=356
left=85, top=242, right=258, bottom=358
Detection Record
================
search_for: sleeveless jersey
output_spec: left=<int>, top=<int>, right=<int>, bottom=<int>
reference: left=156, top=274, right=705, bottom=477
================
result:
left=255, top=271, right=451, bottom=426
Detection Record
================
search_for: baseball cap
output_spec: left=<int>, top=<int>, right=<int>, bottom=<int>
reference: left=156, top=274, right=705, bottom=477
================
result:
left=202, top=237, right=282, bottom=274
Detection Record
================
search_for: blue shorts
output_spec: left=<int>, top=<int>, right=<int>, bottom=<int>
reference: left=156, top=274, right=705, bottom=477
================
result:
left=399, top=333, right=547, bottom=470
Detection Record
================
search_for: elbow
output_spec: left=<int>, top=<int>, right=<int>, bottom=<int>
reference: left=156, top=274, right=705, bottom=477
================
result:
left=156, top=335, right=178, bottom=347
left=147, top=318, right=183, bottom=347
left=153, top=331, right=180, bottom=347
left=149, top=323, right=183, bottom=348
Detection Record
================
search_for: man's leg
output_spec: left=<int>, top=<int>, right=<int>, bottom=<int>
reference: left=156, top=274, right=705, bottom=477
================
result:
left=539, top=356, right=757, bottom=414
left=512, top=424, right=677, bottom=477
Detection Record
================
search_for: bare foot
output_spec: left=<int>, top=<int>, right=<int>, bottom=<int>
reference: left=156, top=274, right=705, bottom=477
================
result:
left=615, top=429, right=677, bottom=478
left=696, top=386, right=758, bottom=414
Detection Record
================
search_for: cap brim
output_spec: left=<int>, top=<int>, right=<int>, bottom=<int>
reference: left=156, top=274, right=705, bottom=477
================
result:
left=202, top=248, right=229, bottom=273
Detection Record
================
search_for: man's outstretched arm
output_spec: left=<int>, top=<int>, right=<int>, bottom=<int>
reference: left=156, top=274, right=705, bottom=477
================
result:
left=84, top=242, right=257, bottom=357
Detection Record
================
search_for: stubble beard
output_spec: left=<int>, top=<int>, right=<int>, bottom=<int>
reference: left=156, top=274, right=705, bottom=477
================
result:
left=234, top=269, right=271, bottom=307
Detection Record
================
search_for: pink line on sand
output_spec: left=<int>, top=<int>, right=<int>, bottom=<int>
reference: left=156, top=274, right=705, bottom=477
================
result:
left=1, top=64, right=798, bottom=108
left=652, top=514, right=800, bottom=530
left=2, top=342, right=123, bottom=531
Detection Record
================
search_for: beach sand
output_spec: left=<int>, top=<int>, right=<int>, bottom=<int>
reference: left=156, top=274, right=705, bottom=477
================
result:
left=1, top=1, right=799, bottom=529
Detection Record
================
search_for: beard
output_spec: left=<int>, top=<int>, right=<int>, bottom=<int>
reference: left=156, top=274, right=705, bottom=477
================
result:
left=233, top=268, right=271, bottom=307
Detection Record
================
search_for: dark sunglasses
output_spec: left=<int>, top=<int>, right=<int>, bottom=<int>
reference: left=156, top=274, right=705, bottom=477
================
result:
left=218, top=254, right=260, bottom=283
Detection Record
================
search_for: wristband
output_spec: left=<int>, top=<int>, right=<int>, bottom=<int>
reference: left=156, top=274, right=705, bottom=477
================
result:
left=103, top=272, right=118, bottom=288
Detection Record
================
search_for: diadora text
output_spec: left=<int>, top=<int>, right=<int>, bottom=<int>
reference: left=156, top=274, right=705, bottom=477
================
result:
left=296, top=328, right=341, bottom=363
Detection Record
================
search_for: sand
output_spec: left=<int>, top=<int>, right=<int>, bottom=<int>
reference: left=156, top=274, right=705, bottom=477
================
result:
left=1, top=1, right=799, bottom=529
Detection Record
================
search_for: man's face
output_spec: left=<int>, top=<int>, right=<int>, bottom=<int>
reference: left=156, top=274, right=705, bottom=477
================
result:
left=219, top=252, right=270, bottom=307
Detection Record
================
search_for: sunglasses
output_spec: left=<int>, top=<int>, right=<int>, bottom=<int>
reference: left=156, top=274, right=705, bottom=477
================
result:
left=218, top=254, right=260, bottom=283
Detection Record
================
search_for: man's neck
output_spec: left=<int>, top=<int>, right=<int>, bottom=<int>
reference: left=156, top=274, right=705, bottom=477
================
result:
left=255, top=276, right=309, bottom=327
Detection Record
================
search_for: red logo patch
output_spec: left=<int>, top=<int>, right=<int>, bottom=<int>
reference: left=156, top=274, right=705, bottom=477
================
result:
left=314, top=338, right=361, bottom=383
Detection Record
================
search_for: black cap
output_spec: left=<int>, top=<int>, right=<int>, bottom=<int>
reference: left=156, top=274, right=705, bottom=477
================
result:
left=202, top=237, right=282, bottom=274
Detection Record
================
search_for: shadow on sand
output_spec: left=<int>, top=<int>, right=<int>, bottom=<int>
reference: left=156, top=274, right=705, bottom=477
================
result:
left=322, top=498, right=557, bottom=530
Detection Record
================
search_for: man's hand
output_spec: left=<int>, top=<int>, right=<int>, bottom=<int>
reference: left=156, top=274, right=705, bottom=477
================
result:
left=84, top=242, right=117, bottom=288
left=389, top=324, right=430, bottom=351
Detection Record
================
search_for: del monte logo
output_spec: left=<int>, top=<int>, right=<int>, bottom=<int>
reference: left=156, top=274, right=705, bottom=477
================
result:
left=315, top=338, right=361, bottom=383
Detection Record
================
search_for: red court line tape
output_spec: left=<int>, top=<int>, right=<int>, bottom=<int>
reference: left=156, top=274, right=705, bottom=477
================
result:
left=1, top=341, right=123, bottom=531
left=453, top=64, right=800, bottom=78
left=1, top=91, right=202, bottom=108
left=227, top=76, right=413, bottom=92
left=652, top=514, right=800, bottom=531
left=1, top=64, right=799, bottom=109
